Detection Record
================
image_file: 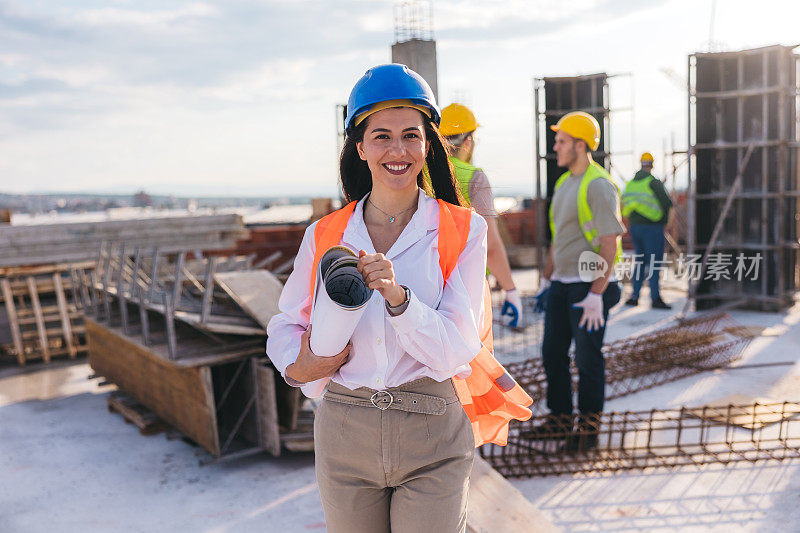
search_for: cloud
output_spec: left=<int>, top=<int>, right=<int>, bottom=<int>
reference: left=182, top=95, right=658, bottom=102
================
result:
left=2, top=0, right=795, bottom=194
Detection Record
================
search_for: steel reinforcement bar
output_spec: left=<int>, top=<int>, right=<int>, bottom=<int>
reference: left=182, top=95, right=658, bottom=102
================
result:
left=481, top=402, right=800, bottom=477
left=504, top=313, right=758, bottom=412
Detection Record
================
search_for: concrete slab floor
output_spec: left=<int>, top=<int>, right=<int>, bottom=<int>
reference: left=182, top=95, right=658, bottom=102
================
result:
left=1, top=273, right=799, bottom=532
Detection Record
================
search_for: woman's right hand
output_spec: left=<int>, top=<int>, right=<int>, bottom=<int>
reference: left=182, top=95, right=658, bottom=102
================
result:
left=285, top=325, right=351, bottom=384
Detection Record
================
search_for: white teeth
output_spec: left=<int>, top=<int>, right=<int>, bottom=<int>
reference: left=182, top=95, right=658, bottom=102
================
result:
left=385, top=164, right=410, bottom=171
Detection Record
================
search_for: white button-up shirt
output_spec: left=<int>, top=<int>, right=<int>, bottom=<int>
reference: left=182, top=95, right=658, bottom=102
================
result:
left=266, top=189, right=488, bottom=392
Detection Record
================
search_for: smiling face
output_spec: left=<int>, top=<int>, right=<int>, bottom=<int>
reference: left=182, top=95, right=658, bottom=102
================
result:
left=356, top=107, right=430, bottom=195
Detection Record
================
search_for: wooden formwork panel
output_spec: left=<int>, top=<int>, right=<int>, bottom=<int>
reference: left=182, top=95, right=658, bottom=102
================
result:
left=86, top=318, right=221, bottom=456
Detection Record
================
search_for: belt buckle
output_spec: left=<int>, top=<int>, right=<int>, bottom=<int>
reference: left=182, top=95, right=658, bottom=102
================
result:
left=370, top=390, right=394, bottom=411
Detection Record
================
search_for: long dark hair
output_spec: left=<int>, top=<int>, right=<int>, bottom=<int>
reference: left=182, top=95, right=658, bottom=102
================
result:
left=339, top=113, right=464, bottom=207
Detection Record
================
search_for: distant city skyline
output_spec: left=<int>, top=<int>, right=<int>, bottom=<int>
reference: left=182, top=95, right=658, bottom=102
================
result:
left=2, top=0, right=799, bottom=197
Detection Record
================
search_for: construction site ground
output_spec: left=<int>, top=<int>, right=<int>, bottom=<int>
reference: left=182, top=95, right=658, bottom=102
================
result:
left=1, top=272, right=799, bottom=532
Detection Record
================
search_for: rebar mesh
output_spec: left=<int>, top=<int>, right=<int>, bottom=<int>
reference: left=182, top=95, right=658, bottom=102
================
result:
left=481, top=402, right=800, bottom=477
left=503, top=313, right=757, bottom=413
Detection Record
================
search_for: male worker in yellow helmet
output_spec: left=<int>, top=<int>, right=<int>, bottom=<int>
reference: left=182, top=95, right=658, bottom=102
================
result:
left=440, top=103, right=523, bottom=328
left=525, top=111, right=623, bottom=453
left=622, top=153, right=673, bottom=309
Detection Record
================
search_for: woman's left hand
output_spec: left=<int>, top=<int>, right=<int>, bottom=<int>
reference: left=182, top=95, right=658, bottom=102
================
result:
left=357, top=250, right=406, bottom=306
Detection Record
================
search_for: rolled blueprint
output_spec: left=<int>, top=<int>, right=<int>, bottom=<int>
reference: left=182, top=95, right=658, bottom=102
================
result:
left=309, top=245, right=372, bottom=357
left=302, top=246, right=372, bottom=398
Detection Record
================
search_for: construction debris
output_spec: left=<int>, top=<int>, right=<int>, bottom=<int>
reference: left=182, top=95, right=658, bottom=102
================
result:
left=80, top=242, right=313, bottom=460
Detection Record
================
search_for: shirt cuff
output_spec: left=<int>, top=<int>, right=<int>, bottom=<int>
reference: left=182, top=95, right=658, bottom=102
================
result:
left=386, top=288, right=424, bottom=334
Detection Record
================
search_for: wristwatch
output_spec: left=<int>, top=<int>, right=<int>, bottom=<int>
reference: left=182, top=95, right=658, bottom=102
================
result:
left=386, top=285, right=410, bottom=316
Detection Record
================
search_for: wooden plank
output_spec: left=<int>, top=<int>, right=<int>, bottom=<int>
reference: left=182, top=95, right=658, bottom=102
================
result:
left=0, top=261, right=95, bottom=278
left=87, top=318, right=222, bottom=456
left=173, top=310, right=264, bottom=336
left=52, top=273, right=77, bottom=357
left=0, top=215, right=246, bottom=266
left=0, top=214, right=243, bottom=242
left=26, top=276, right=50, bottom=362
left=467, top=456, right=559, bottom=533
left=116, top=244, right=130, bottom=334
left=1, top=278, right=25, bottom=365
left=20, top=325, right=86, bottom=340
left=3, top=344, right=86, bottom=360
left=254, top=359, right=281, bottom=457
left=253, top=250, right=282, bottom=270
left=200, top=256, right=216, bottom=323
left=148, top=248, right=160, bottom=303
left=82, top=269, right=97, bottom=315
left=199, top=366, right=221, bottom=456
left=213, top=270, right=284, bottom=329
left=16, top=307, right=81, bottom=321
left=172, top=252, right=185, bottom=311
left=272, top=257, right=295, bottom=275
left=107, top=393, right=170, bottom=435
left=275, top=377, right=301, bottom=432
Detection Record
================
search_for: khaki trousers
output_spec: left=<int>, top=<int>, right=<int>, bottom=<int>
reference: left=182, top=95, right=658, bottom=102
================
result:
left=314, top=377, right=475, bottom=533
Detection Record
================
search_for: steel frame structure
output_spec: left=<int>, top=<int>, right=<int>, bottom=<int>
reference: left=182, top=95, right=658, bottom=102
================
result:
left=688, top=44, right=800, bottom=310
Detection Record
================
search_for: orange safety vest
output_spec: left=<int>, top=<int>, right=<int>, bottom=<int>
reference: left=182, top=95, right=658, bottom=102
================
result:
left=310, top=198, right=532, bottom=447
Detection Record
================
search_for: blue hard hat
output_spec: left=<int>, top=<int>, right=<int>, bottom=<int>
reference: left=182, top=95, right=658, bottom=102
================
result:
left=345, top=64, right=440, bottom=133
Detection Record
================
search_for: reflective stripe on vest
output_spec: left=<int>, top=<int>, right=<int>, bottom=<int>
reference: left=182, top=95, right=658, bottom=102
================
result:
left=310, top=198, right=533, bottom=447
left=449, top=156, right=478, bottom=204
left=549, top=161, right=623, bottom=265
left=622, top=175, right=663, bottom=222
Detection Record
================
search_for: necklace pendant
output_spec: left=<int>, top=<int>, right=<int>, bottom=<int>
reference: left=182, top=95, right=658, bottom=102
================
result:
left=389, top=216, right=395, bottom=223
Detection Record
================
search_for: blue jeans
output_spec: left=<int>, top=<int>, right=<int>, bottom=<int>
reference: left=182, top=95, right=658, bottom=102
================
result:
left=630, top=224, right=666, bottom=301
left=541, top=281, right=621, bottom=416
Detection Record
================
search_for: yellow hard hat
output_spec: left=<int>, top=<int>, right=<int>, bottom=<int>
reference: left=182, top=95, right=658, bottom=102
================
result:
left=640, top=152, right=654, bottom=163
left=550, top=111, right=600, bottom=151
left=439, top=103, right=479, bottom=136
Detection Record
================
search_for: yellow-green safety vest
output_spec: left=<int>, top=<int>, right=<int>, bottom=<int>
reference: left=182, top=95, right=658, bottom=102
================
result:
left=621, top=174, right=664, bottom=222
left=548, top=161, right=623, bottom=265
left=449, top=156, right=479, bottom=204
left=448, top=155, right=491, bottom=275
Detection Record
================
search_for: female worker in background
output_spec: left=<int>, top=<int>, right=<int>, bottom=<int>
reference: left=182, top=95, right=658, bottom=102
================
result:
left=266, top=64, right=487, bottom=532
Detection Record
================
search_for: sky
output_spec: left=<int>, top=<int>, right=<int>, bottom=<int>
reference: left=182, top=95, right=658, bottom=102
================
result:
left=1, top=0, right=799, bottom=198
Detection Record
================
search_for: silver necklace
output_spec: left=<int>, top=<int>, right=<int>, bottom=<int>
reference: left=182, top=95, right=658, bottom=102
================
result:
left=368, top=197, right=416, bottom=223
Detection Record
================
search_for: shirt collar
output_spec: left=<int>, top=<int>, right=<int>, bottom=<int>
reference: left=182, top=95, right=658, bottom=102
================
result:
left=341, top=188, right=438, bottom=258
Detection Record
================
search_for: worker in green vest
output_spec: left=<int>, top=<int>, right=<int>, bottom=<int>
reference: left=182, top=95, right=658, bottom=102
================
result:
left=440, top=103, right=522, bottom=328
left=524, top=111, right=623, bottom=453
left=622, top=152, right=673, bottom=309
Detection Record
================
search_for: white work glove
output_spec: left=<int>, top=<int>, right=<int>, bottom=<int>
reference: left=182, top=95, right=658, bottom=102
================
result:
left=573, top=291, right=604, bottom=332
left=501, top=288, right=523, bottom=328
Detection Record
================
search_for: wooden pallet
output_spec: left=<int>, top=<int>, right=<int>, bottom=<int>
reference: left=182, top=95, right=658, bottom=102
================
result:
left=107, top=393, right=170, bottom=435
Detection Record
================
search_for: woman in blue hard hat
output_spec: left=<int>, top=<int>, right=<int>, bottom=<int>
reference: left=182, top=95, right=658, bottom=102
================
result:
left=267, top=64, right=487, bottom=531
